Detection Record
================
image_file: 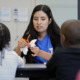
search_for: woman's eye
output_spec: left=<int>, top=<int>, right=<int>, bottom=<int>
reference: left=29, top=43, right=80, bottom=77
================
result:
left=42, top=19, right=45, bottom=20
left=34, top=18, right=38, bottom=20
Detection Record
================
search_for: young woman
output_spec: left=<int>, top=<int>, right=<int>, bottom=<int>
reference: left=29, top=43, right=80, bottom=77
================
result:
left=16, top=4, right=61, bottom=64
left=0, top=23, right=24, bottom=80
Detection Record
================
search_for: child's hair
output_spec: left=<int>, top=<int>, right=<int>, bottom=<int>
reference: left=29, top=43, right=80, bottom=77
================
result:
left=0, top=23, right=10, bottom=65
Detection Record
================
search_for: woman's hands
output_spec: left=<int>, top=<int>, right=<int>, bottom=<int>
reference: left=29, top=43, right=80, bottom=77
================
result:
left=16, top=39, right=52, bottom=61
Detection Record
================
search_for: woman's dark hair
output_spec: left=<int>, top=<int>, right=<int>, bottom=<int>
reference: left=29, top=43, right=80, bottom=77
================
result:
left=23, top=4, right=60, bottom=39
left=0, top=23, right=10, bottom=51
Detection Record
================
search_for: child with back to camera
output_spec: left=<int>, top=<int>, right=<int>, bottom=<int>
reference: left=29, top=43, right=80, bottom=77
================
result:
left=46, top=20, right=80, bottom=80
left=0, top=23, right=24, bottom=80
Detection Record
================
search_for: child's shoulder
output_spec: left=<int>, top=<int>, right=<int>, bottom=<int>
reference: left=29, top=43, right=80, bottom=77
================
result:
left=5, top=49, right=19, bottom=57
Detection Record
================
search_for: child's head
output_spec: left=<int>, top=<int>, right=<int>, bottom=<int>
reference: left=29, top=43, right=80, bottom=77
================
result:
left=0, top=23, right=10, bottom=51
left=60, top=20, right=80, bottom=48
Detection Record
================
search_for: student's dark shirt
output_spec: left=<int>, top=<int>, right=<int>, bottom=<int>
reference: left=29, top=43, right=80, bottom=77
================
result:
left=46, top=47, right=80, bottom=80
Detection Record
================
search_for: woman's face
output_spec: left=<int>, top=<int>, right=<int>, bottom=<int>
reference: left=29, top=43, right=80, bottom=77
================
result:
left=33, top=11, right=51, bottom=33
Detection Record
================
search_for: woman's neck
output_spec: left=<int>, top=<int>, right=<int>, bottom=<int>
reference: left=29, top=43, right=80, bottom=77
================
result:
left=38, top=32, right=47, bottom=40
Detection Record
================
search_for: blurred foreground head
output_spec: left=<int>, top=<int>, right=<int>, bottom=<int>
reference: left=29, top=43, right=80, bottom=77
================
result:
left=60, top=20, right=80, bottom=48
left=0, top=23, right=10, bottom=51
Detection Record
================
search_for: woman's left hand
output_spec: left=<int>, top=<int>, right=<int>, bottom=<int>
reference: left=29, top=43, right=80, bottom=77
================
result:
left=30, top=47, right=40, bottom=57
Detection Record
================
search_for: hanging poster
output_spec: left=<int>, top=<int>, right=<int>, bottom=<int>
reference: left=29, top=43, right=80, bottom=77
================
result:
left=17, top=8, right=28, bottom=22
left=0, top=8, right=11, bottom=21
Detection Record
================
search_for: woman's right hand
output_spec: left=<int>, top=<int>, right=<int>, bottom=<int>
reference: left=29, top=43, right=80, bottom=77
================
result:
left=18, top=38, right=28, bottom=48
left=15, top=38, right=28, bottom=56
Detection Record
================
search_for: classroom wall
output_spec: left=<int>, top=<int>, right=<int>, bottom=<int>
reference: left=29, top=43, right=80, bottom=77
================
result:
left=0, top=0, right=77, bottom=49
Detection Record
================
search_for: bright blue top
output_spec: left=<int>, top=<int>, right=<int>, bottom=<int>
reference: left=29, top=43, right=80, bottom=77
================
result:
left=35, top=34, right=53, bottom=64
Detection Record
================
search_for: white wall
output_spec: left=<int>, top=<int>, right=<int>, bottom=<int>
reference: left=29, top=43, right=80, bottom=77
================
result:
left=0, top=0, right=78, bottom=49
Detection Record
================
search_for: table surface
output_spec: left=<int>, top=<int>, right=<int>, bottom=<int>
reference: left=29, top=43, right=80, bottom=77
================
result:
left=24, top=64, right=46, bottom=68
left=16, top=64, right=54, bottom=78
